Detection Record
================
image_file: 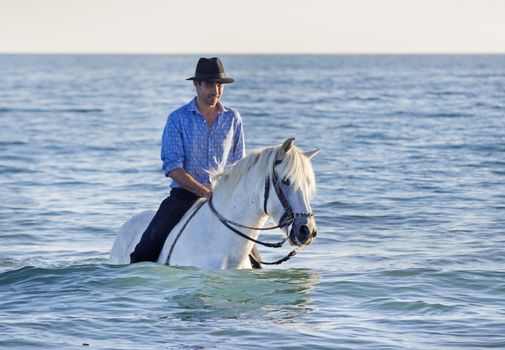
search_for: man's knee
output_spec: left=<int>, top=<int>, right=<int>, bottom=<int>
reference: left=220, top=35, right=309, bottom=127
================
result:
left=130, top=245, right=157, bottom=263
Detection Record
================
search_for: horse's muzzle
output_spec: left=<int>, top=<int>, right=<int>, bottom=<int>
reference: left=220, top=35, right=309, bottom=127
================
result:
left=289, top=222, right=317, bottom=246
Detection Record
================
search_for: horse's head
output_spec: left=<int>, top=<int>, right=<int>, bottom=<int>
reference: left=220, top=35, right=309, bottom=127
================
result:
left=266, top=138, right=319, bottom=247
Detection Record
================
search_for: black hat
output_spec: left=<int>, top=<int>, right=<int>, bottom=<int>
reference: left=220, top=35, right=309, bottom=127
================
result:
left=186, top=57, right=235, bottom=84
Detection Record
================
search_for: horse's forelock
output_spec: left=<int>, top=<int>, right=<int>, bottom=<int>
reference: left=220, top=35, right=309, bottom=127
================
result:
left=276, top=146, right=316, bottom=197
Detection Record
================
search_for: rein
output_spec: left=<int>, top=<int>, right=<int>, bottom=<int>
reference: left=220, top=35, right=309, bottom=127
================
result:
left=208, top=195, right=298, bottom=265
left=208, top=196, right=290, bottom=248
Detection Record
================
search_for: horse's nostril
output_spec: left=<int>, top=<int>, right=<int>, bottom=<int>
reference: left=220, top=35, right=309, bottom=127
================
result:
left=312, top=230, right=317, bottom=238
left=299, top=224, right=310, bottom=242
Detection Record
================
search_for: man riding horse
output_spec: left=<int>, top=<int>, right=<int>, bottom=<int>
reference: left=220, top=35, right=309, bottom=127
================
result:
left=130, top=57, right=262, bottom=265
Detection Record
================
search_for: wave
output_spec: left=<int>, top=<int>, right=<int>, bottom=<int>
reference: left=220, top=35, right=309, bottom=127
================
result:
left=0, top=107, right=103, bottom=114
left=0, top=140, right=27, bottom=147
left=389, top=110, right=477, bottom=118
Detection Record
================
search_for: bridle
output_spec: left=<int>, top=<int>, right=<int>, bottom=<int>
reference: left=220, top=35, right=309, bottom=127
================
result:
left=166, top=153, right=315, bottom=266
left=264, top=159, right=315, bottom=228
left=207, top=157, right=314, bottom=265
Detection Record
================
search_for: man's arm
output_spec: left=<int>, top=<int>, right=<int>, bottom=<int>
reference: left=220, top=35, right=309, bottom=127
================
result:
left=231, top=112, right=246, bottom=162
left=168, top=168, right=212, bottom=199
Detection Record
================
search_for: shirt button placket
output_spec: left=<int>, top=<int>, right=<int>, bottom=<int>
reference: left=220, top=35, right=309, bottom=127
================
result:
left=207, top=124, right=212, bottom=168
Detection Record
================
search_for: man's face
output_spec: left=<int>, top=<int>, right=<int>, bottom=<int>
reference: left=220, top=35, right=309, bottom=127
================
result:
left=195, top=81, right=224, bottom=107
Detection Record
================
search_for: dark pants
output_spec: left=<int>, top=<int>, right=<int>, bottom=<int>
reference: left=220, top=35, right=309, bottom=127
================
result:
left=130, top=188, right=199, bottom=263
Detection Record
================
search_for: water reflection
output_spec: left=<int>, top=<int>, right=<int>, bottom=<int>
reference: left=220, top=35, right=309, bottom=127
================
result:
left=171, top=268, right=320, bottom=324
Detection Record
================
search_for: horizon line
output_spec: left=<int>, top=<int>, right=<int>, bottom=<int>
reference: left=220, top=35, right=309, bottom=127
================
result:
left=1, top=51, right=505, bottom=56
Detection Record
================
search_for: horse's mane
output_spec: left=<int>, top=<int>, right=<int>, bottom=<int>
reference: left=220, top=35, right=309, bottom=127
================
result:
left=210, top=144, right=316, bottom=198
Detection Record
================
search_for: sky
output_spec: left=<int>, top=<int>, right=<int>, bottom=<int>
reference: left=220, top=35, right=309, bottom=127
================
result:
left=1, top=0, right=504, bottom=54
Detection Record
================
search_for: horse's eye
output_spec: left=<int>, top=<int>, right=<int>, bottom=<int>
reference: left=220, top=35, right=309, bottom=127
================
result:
left=281, top=177, right=290, bottom=186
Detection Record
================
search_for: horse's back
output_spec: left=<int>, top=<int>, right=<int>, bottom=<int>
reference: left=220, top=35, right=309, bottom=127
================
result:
left=109, top=210, right=155, bottom=264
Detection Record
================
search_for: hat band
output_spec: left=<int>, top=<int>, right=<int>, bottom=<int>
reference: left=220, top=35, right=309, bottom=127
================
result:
left=193, top=72, right=228, bottom=80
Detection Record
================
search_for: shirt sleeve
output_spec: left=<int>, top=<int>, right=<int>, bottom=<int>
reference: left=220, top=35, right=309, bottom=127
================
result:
left=230, top=111, right=246, bottom=163
left=161, top=113, right=184, bottom=176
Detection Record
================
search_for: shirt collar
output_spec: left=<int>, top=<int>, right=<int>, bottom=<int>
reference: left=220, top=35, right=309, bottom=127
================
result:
left=188, top=97, right=227, bottom=115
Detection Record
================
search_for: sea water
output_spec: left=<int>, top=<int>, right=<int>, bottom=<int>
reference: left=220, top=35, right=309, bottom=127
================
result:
left=1, top=55, right=504, bottom=349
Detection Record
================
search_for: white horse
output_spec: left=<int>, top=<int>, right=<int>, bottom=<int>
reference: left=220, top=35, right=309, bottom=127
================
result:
left=109, top=138, right=319, bottom=269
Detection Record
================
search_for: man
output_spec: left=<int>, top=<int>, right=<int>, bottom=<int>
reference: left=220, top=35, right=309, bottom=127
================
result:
left=130, top=57, right=245, bottom=263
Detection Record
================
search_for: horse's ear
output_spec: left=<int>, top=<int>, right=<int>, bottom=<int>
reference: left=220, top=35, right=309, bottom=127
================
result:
left=303, top=148, right=320, bottom=160
left=281, top=138, right=296, bottom=153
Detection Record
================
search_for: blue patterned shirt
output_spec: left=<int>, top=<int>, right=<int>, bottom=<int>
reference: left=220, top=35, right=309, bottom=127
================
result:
left=161, top=97, right=245, bottom=188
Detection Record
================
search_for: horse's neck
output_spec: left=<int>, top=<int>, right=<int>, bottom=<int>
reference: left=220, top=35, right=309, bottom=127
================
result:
left=213, top=176, right=267, bottom=230
left=162, top=170, right=269, bottom=269
left=211, top=174, right=268, bottom=261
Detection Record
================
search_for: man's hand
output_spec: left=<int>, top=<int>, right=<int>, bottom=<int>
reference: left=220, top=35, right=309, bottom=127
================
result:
left=201, top=187, right=213, bottom=199
left=169, top=168, right=213, bottom=198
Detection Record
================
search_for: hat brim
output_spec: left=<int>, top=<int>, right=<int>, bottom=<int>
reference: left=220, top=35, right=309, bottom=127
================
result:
left=186, top=77, right=235, bottom=84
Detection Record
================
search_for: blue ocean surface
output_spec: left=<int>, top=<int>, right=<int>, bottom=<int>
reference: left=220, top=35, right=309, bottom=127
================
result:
left=1, top=55, right=504, bottom=349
